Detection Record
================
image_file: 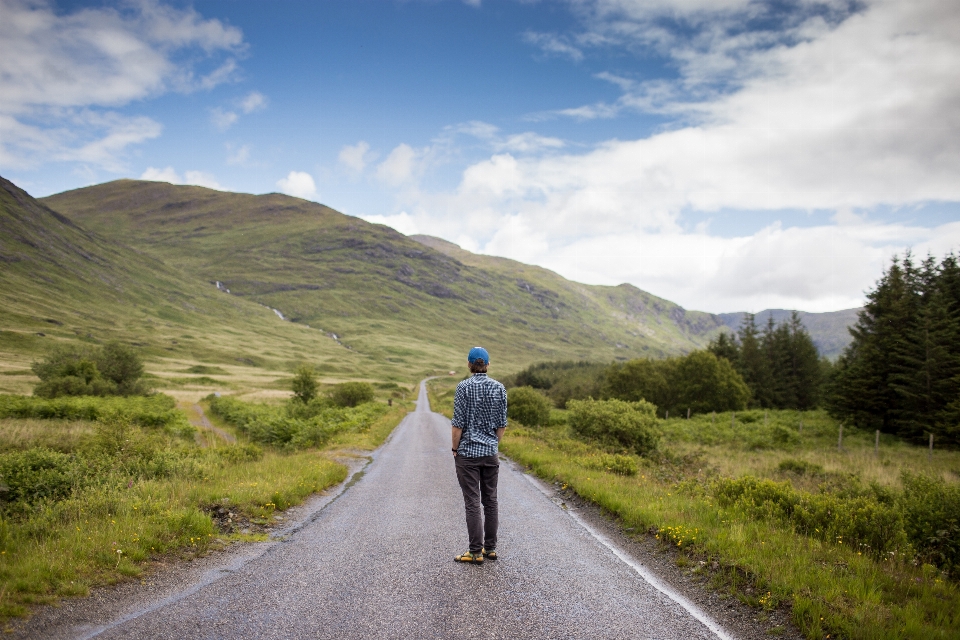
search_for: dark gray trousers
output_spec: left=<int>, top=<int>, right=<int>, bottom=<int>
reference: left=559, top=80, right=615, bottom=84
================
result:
left=454, top=454, right=499, bottom=553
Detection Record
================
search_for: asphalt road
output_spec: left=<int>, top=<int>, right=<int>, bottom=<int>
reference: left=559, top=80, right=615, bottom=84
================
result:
left=41, top=381, right=732, bottom=640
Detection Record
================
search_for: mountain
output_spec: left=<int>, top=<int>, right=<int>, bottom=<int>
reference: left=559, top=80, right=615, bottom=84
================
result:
left=716, top=309, right=859, bottom=358
left=39, top=180, right=731, bottom=373
left=0, top=176, right=376, bottom=385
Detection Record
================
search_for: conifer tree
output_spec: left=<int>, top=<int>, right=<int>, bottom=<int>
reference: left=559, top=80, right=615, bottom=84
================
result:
left=737, top=314, right=773, bottom=408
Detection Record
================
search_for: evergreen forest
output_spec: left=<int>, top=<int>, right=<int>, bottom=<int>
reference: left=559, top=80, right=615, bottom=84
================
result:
left=827, top=253, right=960, bottom=445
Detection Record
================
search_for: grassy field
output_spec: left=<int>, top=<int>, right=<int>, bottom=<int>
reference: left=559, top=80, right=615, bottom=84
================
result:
left=0, top=383, right=411, bottom=624
left=428, top=377, right=960, bottom=639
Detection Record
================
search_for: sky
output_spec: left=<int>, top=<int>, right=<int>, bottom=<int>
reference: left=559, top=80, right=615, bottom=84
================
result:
left=2, top=0, right=959, bottom=314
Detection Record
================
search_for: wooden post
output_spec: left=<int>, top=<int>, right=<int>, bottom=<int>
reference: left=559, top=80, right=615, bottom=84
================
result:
left=712, top=411, right=716, bottom=424
left=687, top=408, right=691, bottom=419
left=929, top=433, right=934, bottom=459
left=875, top=429, right=879, bottom=455
left=838, top=423, right=844, bottom=452
left=665, top=410, right=669, bottom=419
left=731, top=412, right=736, bottom=428
left=799, top=419, right=803, bottom=434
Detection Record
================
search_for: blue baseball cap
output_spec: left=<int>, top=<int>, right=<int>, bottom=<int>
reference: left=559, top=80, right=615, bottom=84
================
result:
left=468, top=346, right=490, bottom=364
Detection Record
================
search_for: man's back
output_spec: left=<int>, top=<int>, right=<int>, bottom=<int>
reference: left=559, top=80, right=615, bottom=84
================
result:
left=452, top=373, right=507, bottom=458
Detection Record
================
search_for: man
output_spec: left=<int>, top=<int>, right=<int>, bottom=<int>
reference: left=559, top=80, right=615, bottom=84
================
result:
left=451, top=346, right=507, bottom=564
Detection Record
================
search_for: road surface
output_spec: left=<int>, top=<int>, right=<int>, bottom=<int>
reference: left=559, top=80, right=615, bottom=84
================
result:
left=27, top=381, right=732, bottom=639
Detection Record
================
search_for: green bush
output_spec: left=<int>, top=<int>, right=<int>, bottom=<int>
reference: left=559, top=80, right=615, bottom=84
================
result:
left=0, top=394, right=192, bottom=437
left=31, top=342, right=149, bottom=398
left=329, top=382, right=375, bottom=408
left=567, top=398, right=660, bottom=455
left=291, top=365, right=318, bottom=404
left=584, top=453, right=639, bottom=476
left=208, top=395, right=387, bottom=448
left=899, top=473, right=960, bottom=579
left=507, top=387, right=552, bottom=427
left=713, top=476, right=909, bottom=557
left=0, top=449, right=78, bottom=508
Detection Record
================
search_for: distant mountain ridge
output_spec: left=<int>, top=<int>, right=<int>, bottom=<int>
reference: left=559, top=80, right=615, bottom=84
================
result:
left=411, top=235, right=859, bottom=359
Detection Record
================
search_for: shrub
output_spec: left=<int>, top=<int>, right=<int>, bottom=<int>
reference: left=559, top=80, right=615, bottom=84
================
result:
left=291, top=365, right=318, bottom=404
left=899, top=472, right=960, bottom=579
left=507, top=387, right=552, bottom=427
left=31, top=342, right=149, bottom=398
left=329, top=382, right=375, bottom=408
left=567, top=398, right=660, bottom=455
left=0, top=448, right=78, bottom=510
left=0, top=395, right=191, bottom=437
left=208, top=395, right=387, bottom=448
left=584, top=453, right=639, bottom=476
left=712, top=475, right=909, bottom=557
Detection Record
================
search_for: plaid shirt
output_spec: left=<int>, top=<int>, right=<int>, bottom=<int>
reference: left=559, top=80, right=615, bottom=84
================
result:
left=452, top=373, right=507, bottom=458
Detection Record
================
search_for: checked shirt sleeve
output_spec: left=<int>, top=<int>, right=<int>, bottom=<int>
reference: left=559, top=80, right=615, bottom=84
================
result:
left=452, top=382, right=468, bottom=428
left=497, top=382, right=507, bottom=428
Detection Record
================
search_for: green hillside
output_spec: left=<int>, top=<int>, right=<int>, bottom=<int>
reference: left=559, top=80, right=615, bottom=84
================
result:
left=0, top=177, right=399, bottom=392
left=40, top=180, right=728, bottom=374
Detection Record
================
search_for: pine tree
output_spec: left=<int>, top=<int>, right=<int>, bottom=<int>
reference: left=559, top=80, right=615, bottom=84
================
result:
left=830, top=254, right=924, bottom=433
left=737, top=314, right=773, bottom=408
left=707, top=331, right=739, bottom=363
left=787, top=312, right=822, bottom=409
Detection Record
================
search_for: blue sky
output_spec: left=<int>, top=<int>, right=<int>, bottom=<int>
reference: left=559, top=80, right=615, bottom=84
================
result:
left=3, top=0, right=959, bottom=313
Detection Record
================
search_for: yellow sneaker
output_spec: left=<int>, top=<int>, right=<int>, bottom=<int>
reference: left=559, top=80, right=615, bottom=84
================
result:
left=454, top=550, right=484, bottom=564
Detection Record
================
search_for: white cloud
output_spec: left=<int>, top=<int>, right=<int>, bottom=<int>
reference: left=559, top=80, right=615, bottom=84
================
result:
left=495, top=132, right=565, bottom=153
left=378, top=0, right=960, bottom=312
left=210, top=107, right=238, bottom=131
left=140, top=166, right=225, bottom=190
left=0, top=0, right=244, bottom=171
left=523, top=31, right=584, bottom=61
left=338, top=141, right=374, bottom=174
left=276, top=171, right=317, bottom=200
left=360, top=211, right=420, bottom=236
left=240, top=91, right=267, bottom=113
left=376, top=144, right=420, bottom=187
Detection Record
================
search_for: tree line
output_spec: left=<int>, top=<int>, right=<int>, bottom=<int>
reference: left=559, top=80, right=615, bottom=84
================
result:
left=827, top=253, right=960, bottom=444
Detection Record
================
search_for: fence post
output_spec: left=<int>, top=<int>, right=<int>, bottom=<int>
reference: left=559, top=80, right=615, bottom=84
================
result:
left=838, top=423, right=844, bottom=452
left=665, top=410, right=669, bottom=419
left=799, top=419, right=803, bottom=434
left=875, top=429, right=879, bottom=455
left=929, top=433, right=934, bottom=460
left=687, top=408, right=691, bottom=419
left=731, top=412, right=736, bottom=428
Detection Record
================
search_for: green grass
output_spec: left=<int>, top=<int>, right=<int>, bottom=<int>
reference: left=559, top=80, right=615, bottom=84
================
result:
left=0, top=389, right=411, bottom=623
left=424, top=378, right=960, bottom=638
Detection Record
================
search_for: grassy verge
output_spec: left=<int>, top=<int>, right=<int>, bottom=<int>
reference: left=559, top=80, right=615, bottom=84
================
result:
left=0, top=393, right=412, bottom=623
left=500, top=420, right=960, bottom=639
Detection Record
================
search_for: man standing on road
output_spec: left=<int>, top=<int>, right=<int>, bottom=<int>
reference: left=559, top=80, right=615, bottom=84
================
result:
left=451, top=346, right=507, bottom=564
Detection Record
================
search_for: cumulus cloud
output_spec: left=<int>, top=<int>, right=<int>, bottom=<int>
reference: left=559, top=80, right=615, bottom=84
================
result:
left=276, top=171, right=317, bottom=199
left=376, top=144, right=420, bottom=187
left=140, top=166, right=225, bottom=190
left=376, top=0, right=960, bottom=312
left=338, top=141, right=374, bottom=174
left=0, top=0, right=244, bottom=171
